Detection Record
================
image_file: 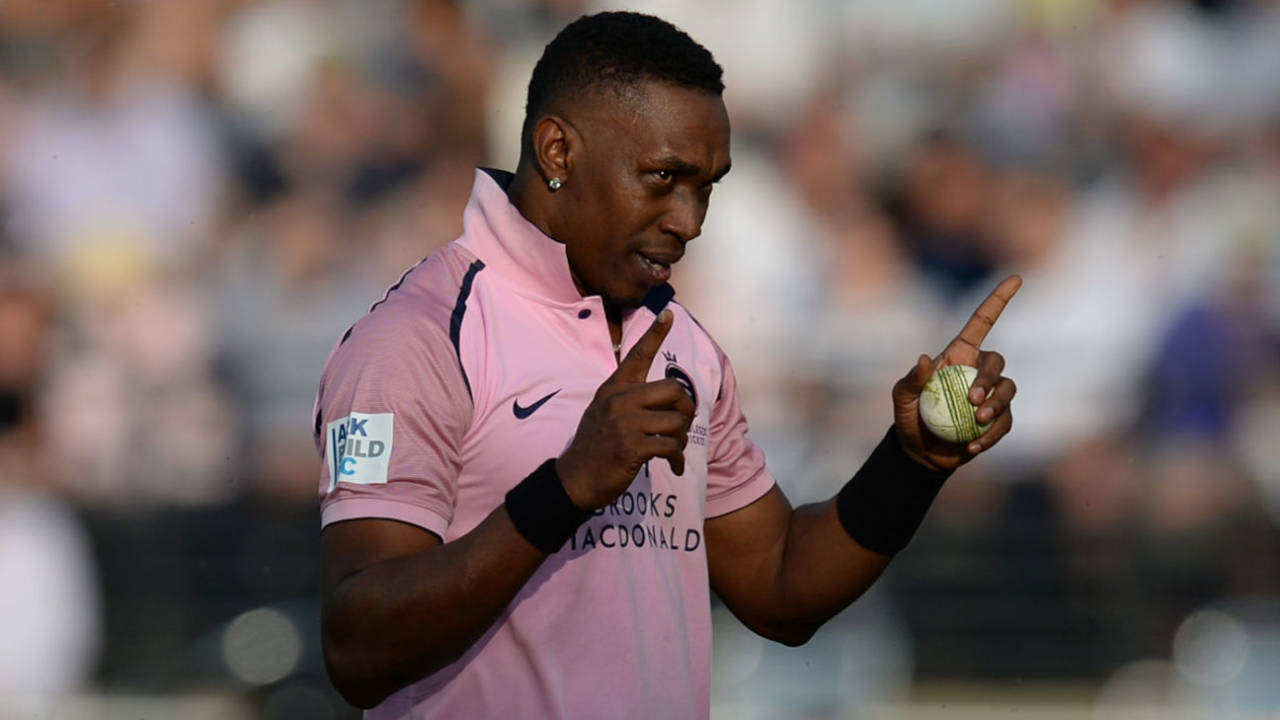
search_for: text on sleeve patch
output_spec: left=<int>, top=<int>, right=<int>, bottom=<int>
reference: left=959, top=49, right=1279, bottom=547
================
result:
left=326, top=412, right=395, bottom=491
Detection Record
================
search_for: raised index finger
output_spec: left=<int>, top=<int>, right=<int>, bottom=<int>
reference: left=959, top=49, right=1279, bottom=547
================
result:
left=614, top=309, right=673, bottom=384
left=949, top=274, right=1022, bottom=352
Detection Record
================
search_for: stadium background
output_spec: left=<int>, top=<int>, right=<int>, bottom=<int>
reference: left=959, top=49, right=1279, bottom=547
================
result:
left=1, top=0, right=1278, bottom=717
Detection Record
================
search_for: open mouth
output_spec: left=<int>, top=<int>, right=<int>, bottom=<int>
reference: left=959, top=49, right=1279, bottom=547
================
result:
left=635, top=251, right=674, bottom=284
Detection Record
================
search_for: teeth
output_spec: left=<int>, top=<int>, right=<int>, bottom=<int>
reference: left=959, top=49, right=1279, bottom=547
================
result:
left=639, top=255, right=667, bottom=270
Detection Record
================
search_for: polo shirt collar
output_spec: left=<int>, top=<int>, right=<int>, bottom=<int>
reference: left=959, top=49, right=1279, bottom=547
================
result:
left=458, top=167, right=584, bottom=305
left=458, top=167, right=676, bottom=314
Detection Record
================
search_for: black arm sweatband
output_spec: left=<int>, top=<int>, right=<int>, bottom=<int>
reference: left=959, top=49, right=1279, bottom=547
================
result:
left=504, top=459, right=592, bottom=554
left=836, top=426, right=952, bottom=555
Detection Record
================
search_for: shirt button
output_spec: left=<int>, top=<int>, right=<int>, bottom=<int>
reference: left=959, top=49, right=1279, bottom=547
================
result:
left=577, top=309, right=591, bottom=319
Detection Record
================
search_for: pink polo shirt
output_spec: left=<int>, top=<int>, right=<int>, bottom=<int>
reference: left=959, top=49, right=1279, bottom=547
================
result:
left=314, top=168, right=776, bottom=719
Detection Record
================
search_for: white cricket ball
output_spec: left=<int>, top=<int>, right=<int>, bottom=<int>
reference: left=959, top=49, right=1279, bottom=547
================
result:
left=919, top=365, right=991, bottom=443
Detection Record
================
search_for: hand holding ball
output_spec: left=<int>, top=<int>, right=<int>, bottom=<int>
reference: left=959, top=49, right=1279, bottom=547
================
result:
left=919, top=365, right=991, bottom=443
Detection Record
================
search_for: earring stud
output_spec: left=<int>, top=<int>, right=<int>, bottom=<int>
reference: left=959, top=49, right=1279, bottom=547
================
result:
left=548, top=178, right=563, bottom=191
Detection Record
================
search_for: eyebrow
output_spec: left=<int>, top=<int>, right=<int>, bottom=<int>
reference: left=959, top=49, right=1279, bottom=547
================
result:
left=655, top=156, right=701, bottom=175
left=654, top=156, right=732, bottom=183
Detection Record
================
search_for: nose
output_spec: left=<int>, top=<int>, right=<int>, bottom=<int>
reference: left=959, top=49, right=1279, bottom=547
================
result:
left=660, top=195, right=706, bottom=244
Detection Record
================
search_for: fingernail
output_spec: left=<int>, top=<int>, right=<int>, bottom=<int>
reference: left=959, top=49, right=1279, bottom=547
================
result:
left=977, top=407, right=993, bottom=422
left=968, top=442, right=982, bottom=454
left=970, top=386, right=986, bottom=404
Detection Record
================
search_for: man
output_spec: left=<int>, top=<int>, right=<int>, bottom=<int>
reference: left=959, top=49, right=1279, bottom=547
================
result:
left=315, top=11, right=1019, bottom=719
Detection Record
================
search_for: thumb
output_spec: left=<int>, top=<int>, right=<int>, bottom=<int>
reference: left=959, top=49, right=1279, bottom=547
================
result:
left=613, top=309, right=673, bottom=384
left=900, top=354, right=935, bottom=395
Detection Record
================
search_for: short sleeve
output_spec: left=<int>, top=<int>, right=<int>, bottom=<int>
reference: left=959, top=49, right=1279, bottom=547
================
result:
left=314, top=306, right=473, bottom=538
left=704, top=347, right=776, bottom=518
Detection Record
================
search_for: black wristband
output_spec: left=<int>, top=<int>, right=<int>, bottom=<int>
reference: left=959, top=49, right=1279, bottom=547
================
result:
left=505, top=459, right=593, bottom=554
left=836, top=427, right=953, bottom=555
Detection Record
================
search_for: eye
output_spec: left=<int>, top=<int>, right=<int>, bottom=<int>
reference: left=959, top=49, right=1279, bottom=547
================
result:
left=654, top=170, right=673, bottom=182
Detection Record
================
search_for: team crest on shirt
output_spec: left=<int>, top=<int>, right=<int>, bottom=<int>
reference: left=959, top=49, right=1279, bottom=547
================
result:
left=662, top=352, right=707, bottom=448
left=662, top=351, right=697, bottom=409
left=325, top=412, right=394, bottom=491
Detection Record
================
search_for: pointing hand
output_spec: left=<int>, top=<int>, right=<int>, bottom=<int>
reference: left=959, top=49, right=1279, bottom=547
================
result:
left=557, top=310, right=697, bottom=511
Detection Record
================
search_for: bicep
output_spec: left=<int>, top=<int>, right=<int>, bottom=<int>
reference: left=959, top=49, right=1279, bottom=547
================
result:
left=705, top=484, right=792, bottom=616
left=321, top=518, right=442, bottom=595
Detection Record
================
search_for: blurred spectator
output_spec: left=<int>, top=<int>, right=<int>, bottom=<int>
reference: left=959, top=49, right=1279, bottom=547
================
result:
left=404, top=0, right=495, bottom=158
left=38, top=250, right=235, bottom=507
left=886, top=132, right=1000, bottom=302
left=779, top=86, right=944, bottom=489
left=358, top=151, right=479, bottom=279
left=1141, top=257, right=1275, bottom=441
left=2, top=1, right=226, bottom=273
left=211, top=186, right=386, bottom=504
left=0, top=272, right=101, bottom=716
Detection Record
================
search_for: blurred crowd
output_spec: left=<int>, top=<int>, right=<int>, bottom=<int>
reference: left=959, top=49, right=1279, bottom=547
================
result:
left=1, top=0, right=1279, bottom=717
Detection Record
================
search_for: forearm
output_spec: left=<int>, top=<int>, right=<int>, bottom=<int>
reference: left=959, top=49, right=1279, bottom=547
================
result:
left=745, top=499, right=892, bottom=644
left=323, top=506, right=546, bottom=708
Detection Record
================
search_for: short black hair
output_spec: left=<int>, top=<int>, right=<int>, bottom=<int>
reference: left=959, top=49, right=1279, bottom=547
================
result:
left=520, top=12, right=724, bottom=162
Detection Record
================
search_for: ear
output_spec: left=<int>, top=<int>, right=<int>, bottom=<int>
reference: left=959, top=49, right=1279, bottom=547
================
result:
left=530, top=114, right=576, bottom=186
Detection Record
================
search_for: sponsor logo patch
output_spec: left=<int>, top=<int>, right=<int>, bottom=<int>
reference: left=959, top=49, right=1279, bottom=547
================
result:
left=326, top=412, right=394, bottom=490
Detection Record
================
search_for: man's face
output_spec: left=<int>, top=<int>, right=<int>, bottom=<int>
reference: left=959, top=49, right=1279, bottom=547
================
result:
left=556, top=81, right=731, bottom=309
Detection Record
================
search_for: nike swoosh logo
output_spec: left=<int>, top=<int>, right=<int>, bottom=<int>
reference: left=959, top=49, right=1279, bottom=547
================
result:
left=513, top=389, right=561, bottom=419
